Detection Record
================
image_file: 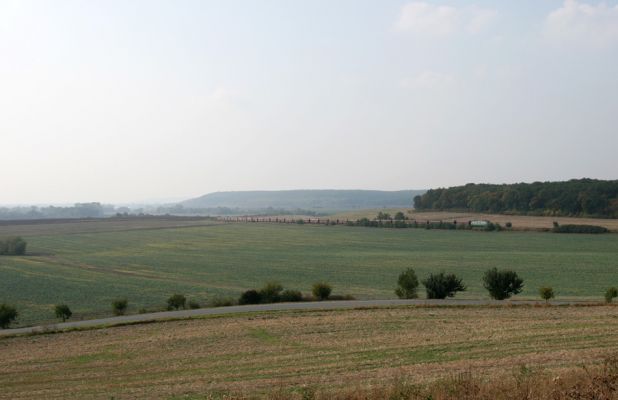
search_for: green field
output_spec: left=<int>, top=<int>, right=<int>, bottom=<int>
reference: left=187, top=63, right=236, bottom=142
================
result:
left=1, top=220, right=617, bottom=326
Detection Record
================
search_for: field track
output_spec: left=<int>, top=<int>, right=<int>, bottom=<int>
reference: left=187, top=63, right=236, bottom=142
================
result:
left=0, top=298, right=599, bottom=337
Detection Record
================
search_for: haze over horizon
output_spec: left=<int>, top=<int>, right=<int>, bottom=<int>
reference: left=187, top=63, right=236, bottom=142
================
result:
left=2, top=0, right=618, bottom=204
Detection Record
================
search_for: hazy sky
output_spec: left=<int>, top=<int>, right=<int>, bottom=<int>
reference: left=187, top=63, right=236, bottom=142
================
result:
left=2, top=0, right=617, bottom=204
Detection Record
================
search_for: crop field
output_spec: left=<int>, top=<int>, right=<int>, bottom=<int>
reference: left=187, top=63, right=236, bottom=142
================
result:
left=0, top=219, right=617, bottom=326
left=1, top=305, right=617, bottom=399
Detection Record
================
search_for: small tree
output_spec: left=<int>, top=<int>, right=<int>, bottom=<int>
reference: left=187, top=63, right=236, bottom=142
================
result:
left=377, top=212, right=391, bottom=220
left=167, top=294, right=186, bottom=310
left=54, top=304, right=72, bottom=322
left=259, top=282, right=284, bottom=303
left=422, top=272, right=465, bottom=299
left=539, top=287, right=554, bottom=304
left=312, top=282, right=332, bottom=300
left=112, top=298, right=128, bottom=316
left=395, top=268, right=419, bottom=299
left=483, top=268, right=524, bottom=300
left=394, top=212, right=406, bottom=221
left=0, top=304, right=18, bottom=329
left=605, top=287, right=618, bottom=303
left=239, top=289, right=262, bottom=305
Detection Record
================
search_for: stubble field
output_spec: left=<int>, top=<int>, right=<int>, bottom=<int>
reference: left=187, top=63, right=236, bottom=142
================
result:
left=1, top=305, right=617, bottom=399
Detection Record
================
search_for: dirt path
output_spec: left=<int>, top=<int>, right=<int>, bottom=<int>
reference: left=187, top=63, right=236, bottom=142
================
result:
left=0, top=298, right=599, bottom=337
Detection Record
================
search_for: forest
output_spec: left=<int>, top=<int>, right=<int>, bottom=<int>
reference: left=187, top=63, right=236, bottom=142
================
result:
left=413, top=179, right=618, bottom=218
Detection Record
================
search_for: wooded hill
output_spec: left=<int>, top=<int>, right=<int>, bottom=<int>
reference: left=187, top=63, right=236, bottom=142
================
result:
left=413, top=179, right=618, bottom=218
left=182, top=190, right=424, bottom=211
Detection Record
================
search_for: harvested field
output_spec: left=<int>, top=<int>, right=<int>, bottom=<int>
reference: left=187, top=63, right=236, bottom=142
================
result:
left=1, top=305, right=617, bottom=399
left=330, top=209, right=618, bottom=231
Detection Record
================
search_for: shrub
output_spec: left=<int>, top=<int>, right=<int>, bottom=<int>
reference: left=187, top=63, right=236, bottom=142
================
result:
left=421, top=272, right=466, bottom=299
left=210, top=296, right=235, bottom=307
left=505, top=222, right=512, bottom=228
left=54, top=304, right=72, bottom=322
left=188, top=300, right=201, bottom=309
left=0, top=304, right=18, bottom=328
left=280, top=289, right=303, bottom=302
left=395, top=268, right=419, bottom=299
left=605, top=287, right=618, bottom=303
left=0, top=237, right=27, bottom=255
left=296, top=219, right=305, bottom=225
left=483, top=268, right=524, bottom=300
left=239, top=289, right=262, bottom=305
left=394, top=220, right=408, bottom=228
left=553, top=224, right=608, bottom=234
left=539, top=287, right=555, bottom=303
left=111, top=298, right=128, bottom=316
left=312, top=282, right=332, bottom=300
left=260, top=282, right=284, bottom=303
left=167, top=294, right=187, bottom=310
left=394, top=211, right=406, bottom=221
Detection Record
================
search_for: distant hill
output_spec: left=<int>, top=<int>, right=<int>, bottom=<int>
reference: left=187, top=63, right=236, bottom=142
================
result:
left=414, top=179, right=618, bottom=218
left=181, top=190, right=424, bottom=211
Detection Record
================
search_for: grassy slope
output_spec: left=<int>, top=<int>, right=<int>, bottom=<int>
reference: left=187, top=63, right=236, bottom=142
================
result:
left=1, top=305, right=617, bottom=399
left=1, top=222, right=617, bottom=325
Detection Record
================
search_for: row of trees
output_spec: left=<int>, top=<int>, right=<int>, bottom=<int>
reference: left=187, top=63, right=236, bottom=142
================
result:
left=0, top=203, right=106, bottom=220
left=395, top=268, right=524, bottom=300
left=2, top=281, right=617, bottom=329
left=349, top=218, right=508, bottom=232
left=0, top=237, right=27, bottom=255
left=395, top=268, right=618, bottom=303
left=414, top=179, right=618, bottom=218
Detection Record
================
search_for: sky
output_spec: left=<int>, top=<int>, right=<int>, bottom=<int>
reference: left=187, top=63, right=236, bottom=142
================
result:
left=1, top=0, right=617, bottom=204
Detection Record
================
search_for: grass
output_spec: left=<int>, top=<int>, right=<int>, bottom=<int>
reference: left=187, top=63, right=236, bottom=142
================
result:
left=0, top=220, right=617, bottom=326
left=1, top=305, right=617, bottom=399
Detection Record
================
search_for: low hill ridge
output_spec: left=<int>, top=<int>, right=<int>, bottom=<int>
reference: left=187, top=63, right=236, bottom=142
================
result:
left=181, top=189, right=424, bottom=210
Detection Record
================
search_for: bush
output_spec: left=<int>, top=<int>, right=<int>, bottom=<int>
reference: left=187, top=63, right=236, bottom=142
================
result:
left=312, top=282, right=332, bottom=300
left=0, top=237, right=27, bottom=255
left=188, top=300, right=201, bottom=309
left=421, top=272, right=466, bottom=299
left=539, top=287, right=555, bottom=303
left=296, top=219, right=305, bottom=225
left=167, top=294, right=187, bottom=310
left=394, top=211, right=406, bottom=221
left=54, top=304, right=72, bottom=322
left=0, top=304, right=18, bottom=328
left=280, top=289, right=303, bottom=302
left=552, top=224, right=608, bottom=234
left=259, top=282, right=284, bottom=303
left=395, top=268, right=419, bottom=299
left=210, top=296, right=235, bottom=307
left=483, top=268, right=524, bottom=300
left=505, top=222, right=512, bottom=228
left=112, top=298, right=128, bottom=316
left=605, top=287, right=618, bottom=303
left=239, top=289, right=262, bottom=305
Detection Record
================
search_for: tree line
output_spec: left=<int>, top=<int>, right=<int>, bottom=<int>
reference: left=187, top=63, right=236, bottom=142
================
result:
left=0, top=203, right=106, bottom=220
left=1, top=277, right=617, bottom=329
left=414, top=179, right=618, bottom=218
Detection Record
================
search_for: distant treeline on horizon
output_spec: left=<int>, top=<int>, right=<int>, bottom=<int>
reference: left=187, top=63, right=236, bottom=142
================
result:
left=414, top=179, right=618, bottom=218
